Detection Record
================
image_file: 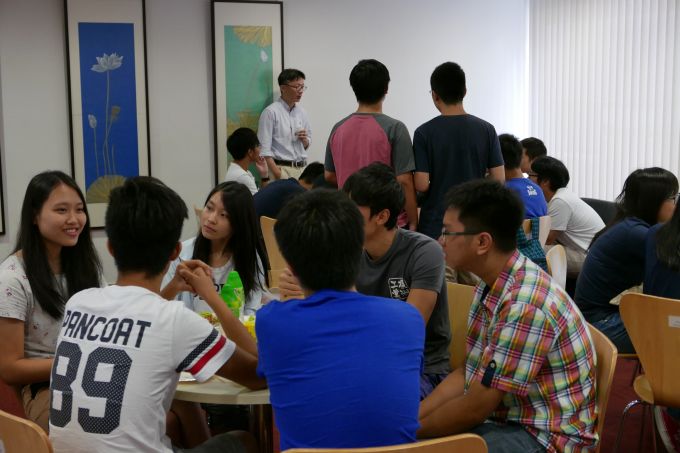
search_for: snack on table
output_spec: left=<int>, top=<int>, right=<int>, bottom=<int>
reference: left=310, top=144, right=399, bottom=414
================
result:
left=199, top=311, right=219, bottom=325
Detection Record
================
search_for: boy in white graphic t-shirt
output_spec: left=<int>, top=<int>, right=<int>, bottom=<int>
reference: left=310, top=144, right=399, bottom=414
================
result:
left=49, top=177, right=264, bottom=453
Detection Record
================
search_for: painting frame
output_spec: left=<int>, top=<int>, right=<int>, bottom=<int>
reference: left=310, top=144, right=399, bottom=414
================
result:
left=64, top=0, right=150, bottom=228
left=212, top=0, right=284, bottom=184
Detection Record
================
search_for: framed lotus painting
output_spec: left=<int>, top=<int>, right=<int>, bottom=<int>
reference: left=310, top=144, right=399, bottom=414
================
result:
left=212, top=0, right=283, bottom=184
left=64, top=0, right=150, bottom=227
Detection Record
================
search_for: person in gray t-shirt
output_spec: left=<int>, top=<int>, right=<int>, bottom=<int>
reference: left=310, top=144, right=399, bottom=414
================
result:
left=280, top=163, right=451, bottom=398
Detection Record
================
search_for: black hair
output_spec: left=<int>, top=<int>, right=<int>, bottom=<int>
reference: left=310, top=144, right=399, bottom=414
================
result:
left=299, top=162, right=325, bottom=184
left=227, top=127, right=259, bottom=161
left=499, top=133, right=522, bottom=170
left=531, top=156, right=570, bottom=191
left=656, top=196, right=680, bottom=272
left=13, top=171, right=101, bottom=319
left=193, top=182, right=269, bottom=299
left=430, top=62, right=466, bottom=105
left=349, top=59, right=390, bottom=104
left=444, top=179, right=523, bottom=252
left=342, top=162, right=403, bottom=230
left=278, top=68, right=305, bottom=85
left=275, top=190, right=363, bottom=291
left=592, top=167, right=678, bottom=245
left=520, top=137, right=547, bottom=160
left=106, top=176, right=187, bottom=277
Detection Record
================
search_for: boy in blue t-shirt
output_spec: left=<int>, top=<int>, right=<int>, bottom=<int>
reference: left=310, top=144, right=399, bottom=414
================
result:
left=499, top=133, right=548, bottom=218
left=256, top=190, right=424, bottom=450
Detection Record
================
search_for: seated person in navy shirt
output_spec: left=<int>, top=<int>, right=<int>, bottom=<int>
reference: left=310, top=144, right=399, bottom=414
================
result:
left=499, top=133, right=547, bottom=218
left=575, top=167, right=678, bottom=353
left=255, top=190, right=425, bottom=450
left=253, top=162, right=324, bottom=219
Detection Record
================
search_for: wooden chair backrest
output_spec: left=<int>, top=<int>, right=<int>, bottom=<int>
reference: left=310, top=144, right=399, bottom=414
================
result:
left=446, top=282, right=476, bottom=370
left=260, top=216, right=287, bottom=271
left=545, top=244, right=567, bottom=289
left=522, top=215, right=551, bottom=247
left=620, top=293, right=680, bottom=407
left=0, top=409, right=53, bottom=453
left=586, top=323, right=618, bottom=451
left=283, top=433, right=487, bottom=453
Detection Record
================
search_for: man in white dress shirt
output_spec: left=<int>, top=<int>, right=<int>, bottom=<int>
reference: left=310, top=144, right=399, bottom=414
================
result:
left=258, top=68, right=312, bottom=180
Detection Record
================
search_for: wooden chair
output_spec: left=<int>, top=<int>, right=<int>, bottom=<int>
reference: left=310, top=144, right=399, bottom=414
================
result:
left=587, top=323, right=618, bottom=452
left=545, top=244, right=567, bottom=289
left=260, top=216, right=287, bottom=271
left=446, top=282, right=476, bottom=370
left=522, top=215, right=551, bottom=247
left=615, top=293, right=680, bottom=452
left=0, top=409, right=53, bottom=453
left=283, top=433, right=487, bottom=453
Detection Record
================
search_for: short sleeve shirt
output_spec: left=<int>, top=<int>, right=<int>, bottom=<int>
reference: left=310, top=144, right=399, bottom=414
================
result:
left=0, top=255, right=67, bottom=359
left=256, top=289, right=424, bottom=450
left=325, top=113, right=414, bottom=189
left=506, top=177, right=548, bottom=219
left=413, top=114, right=503, bottom=239
left=49, top=285, right=235, bottom=453
left=465, top=251, right=597, bottom=452
left=356, top=229, right=450, bottom=375
left=548, top=188, right=605, bottom=253
left=225, top=163, right=258, bottom=195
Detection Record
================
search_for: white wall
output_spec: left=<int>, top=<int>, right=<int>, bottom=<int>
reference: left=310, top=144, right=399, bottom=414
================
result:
left=0, top=0, right=528, bottom=282
left=284, top=0, right=529, bottom=163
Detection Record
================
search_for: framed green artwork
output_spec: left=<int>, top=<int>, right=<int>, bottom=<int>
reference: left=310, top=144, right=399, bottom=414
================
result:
left=211, top=0, right=283, bottom=184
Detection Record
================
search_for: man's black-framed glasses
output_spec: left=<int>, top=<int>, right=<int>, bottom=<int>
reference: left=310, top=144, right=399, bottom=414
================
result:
left=440, top=229, right=481, bottom=238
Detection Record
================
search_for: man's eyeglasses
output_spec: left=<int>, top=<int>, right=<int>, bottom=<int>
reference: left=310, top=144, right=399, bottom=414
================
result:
left=440, top=229, right=480, bottom=238
left=285, top=84, right=307, bottom=92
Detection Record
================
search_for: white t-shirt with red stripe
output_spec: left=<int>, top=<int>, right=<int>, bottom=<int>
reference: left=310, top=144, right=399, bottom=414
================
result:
left=49, top=285, right=234, bottom=453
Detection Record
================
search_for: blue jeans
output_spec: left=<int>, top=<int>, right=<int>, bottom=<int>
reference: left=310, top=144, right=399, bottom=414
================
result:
left=470, top=422, right=545, bottom=453
left=591, top=312, right=635, bottom=354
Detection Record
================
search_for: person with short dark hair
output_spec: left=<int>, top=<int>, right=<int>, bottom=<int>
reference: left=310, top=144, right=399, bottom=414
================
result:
left=414, top=61, right=505, bottom=240
left=418, top=179, right=597, bottom=453
left=530, top=156, right=604, bottom=276
left=49, top=177, right=264, bottom=453
left=280, top=163, right=450, bottom=398
left=225, top=127, right=269, bottom=194
left=256, top=189, right=425, bottom=450
left=258, top=68, right=311, bottom=181
left=324, top=59, right=418, bottom=230
left=254, top=162, right=324, bottom=219
left=499, top=133, right=547, bottom=218
left=520, top=137, right=547, bottom=174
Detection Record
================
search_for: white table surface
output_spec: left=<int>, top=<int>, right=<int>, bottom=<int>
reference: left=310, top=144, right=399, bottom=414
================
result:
left=174, top=375, right=270, bottom=405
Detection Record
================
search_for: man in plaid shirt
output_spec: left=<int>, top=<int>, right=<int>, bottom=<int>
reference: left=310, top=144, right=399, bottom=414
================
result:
left=418, top=180, right=597, bottom=452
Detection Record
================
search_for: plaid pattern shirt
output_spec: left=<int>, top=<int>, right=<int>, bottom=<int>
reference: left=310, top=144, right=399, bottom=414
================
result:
left=465, top=251, right=597, bottom=452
